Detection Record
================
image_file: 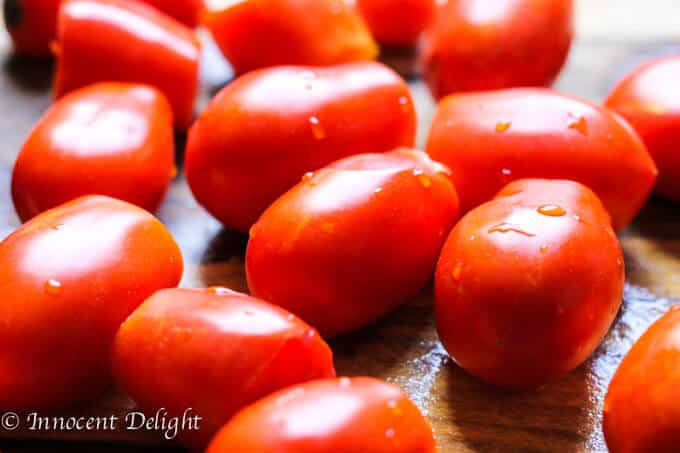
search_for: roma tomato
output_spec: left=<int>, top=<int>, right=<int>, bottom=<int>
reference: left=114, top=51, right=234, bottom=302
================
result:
left=140, top=0, right=204, bottom=27
left=356, top=0, right=436, bottom=47
left=202, top=0, right=378, bottom=75
left=0, top=196, right=182, bottom=410
left=186, top=62, right=416, bottom=232
left=12, top=82, right=175, bottom=222
left=246, top=149, right=459, bottom=337
left=206, top=377, right=436, bottom=453
left=435, top=179, right=624, bottom=389
left=426, top=88, right=657, bottom=230
left=111, top=287, right=336, bottom=451
left=53, top=0, right=200, bottom=130
left=603, top=305, right=680, bottom=453
left=3, top=0, right=62, bottom=56
left=606, top=56, right=680, bottom=202
left=422, top=0, right=573, bottom=99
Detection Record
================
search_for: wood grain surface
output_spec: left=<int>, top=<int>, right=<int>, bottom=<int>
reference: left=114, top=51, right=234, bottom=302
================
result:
left=1, top=24, right=680, bottom=453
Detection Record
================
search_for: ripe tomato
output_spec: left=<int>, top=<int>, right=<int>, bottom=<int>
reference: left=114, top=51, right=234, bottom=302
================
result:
left=0, top=196, right=182, bottom=410
left=202, top=0, right=378, bottom=75
left=140, top=0, right=204, bottom=27
left=356, top=0, right=436, bottom=47
left=206, top=377, right=436, bottom=453
left=3, top=0, right=62, bottom=56
left=12, top=82, right=175, bottom=222
left=422, top=0, right=573, bottom=99
left=603, top=305, right=680, bottom=453
left=111, top=287, right=336, bottom=451
left=426, top=88, right=657, bottom=231
left=435, top=179, right=624, bottom=389
left=53, top=0, right=201, bottom=130
left=186, top=62, right=416, bottom=233
left=606, top=56, right=680, bottom=202
left=246, top=149, right=459, bottom=337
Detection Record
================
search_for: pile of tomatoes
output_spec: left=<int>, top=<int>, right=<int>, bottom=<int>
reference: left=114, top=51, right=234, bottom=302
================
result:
left=3, top=0, right=680, bottom=451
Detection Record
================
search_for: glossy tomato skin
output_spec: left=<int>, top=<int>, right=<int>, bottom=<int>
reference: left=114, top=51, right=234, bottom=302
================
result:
left=111, top=287, right=336, bottom=451
left=186, top=62, right=416, bottom=232
left=3, top=0, right=62, bottom=56
left=206, top=377, right=436, bottom=453
left=435, top=179, right=624, bottom=389
left=0, top=196, right=182, bottom=410
left=140, top=0, right=203, bottom=27
left=426, top=88, right=657, bottom=231
left=357, top=0, right=435, bottom=47
left=606, top=56, right=680, bottom=202
left=202, top=0, right=378, bottom=75
left=53, top=0, right=200, bottom=130
left=603, top=305, right=680, bottom=453
left=12, top=82, right=175, bottom=222
left=246, top=149, right=459, bottom=337
left=422, top=0, right=573, bottom=99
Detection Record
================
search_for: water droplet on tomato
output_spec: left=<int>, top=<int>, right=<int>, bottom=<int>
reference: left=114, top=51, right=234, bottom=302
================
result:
left=501, top=168, right=512, bottom=176
left=537, top=204, right=566, bottom=217
left=451, top=263, right=463, bottom=281
left=208, top=286, right=233, bottom=295
left=385, top=428, right=396, bottom=439
left=374, top=187, right=383, bottom=194
left=495, top=122, right=511, bottom=133
left=540, top=245, right=549, bottom=253
left=487, top=223, right=535, bottom=236
left=309, top=116, right=326, bottom=140
left=44, top=279, right=63, bottom=296
left=398, top=96, right=411, bottom=113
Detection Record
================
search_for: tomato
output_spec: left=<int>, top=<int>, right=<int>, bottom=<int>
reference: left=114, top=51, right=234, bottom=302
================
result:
left=422, top=0, right=573, bottom=99
left=435, top=179, right=624, bottom=389
left=0, top=196, right=182, bottom=410
left=202, top=0, right=378, bottom=75
left=356, top=0, right=435, bottom=47
left=53, top=0, right=201, bottom=130
left=140, top=0, right=204, bottom=27
left=206, top=377, right=436, bottom=453
left=12, top=82, right=175, bottom=222
left=111, top=287, right=336, bottom=451
left=246, top=149, right=459, bottom=337
left=3, top=0, right=62, bottom=56
left=426, top=88, right=657, bottom=231
left=186, top=62, right=416, bottom=233
left=606, top=56, right=680, bottom=202
left=603, top=305, right=680, bottom=453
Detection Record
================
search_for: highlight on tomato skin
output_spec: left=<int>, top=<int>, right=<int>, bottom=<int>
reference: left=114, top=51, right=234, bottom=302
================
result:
left=185, top=61, right=416, bottom=233
left=425, top=87, right=658, bottom=231
left=11, top=82, right=175, bottom=222
left=356, top=0, right=436, bottom=47
left=206, top=377, right=437, bottom=453
left=605, top=56, right=680, bottom=202
left=111, top=287, right=336, bottom=451
left=3, top=0, right=62, bottom=56
left=603, top=305, right=680, bottom=453
left=246, top=148, right=460, bottom=338
left=140, top=0, right=204, bottom=27
left=435, top=179, right=624, bottom=389
left=52, top=0, right=201, bottom=130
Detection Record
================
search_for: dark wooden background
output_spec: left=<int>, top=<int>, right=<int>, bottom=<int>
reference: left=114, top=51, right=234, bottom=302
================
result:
left=2, top=7, right=680, bottom=453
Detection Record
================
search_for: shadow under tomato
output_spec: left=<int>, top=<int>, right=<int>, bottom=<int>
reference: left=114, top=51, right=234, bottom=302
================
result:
left=2, top=53, right=54, bottom=93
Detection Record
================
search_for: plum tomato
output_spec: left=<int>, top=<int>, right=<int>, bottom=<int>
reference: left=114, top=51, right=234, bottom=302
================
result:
left=111, top=287, right=336, bottom=451
left=0, top=196, right=183, bottom=410
left=12, top=82, right=175, bottom=222
left=185, top=61, right=416, bottom=232
left=3, top=0, right=62, bottom=56
left=140, top=0, right=204, bottom=27
left=356, top=0, right=436, bottom=47
left=435, top=179, right=624, bottom=389
left=603, top=305, right=680, bottom=453
left=246, top=149, right=460, bottom=337
left=606, top=56, right=680, bottom=202
left=425, top=88, right=658, bottom=230
left=206, top=377, right=437, bottom=453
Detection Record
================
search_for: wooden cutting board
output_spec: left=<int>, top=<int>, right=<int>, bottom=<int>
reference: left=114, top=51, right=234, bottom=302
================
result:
left=1, top=31, right=680, bottom=452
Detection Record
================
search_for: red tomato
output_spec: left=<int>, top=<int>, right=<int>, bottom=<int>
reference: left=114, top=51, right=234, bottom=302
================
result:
left=246, top=149, right=459, bottom=337
left=111, top=287, right=336, bottom=451
left=139, top=0, right=204, bottom=27
left=426, top=88, right=657, bottom=231
left=606, top=56, right=680, bottom=202
left=186, top=62, right=416, bottom=232
left=206, top=377, right=436, bottom=453
left=603, top=305, right=680, bottom=453
left=0, top=196, right=182, bottom=410
left=357, top=0, right=435, bottom=47
left=202, top=0, right=378, bottom=75
left=12, top=82, right=175, bottom=222
left=422, top=0, right=573, bottom=99
left=3, top=0, right=62, bottom=56
left=53, top=0, right=201, bottom=130
left=435, top=179, right=624, bottom=389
